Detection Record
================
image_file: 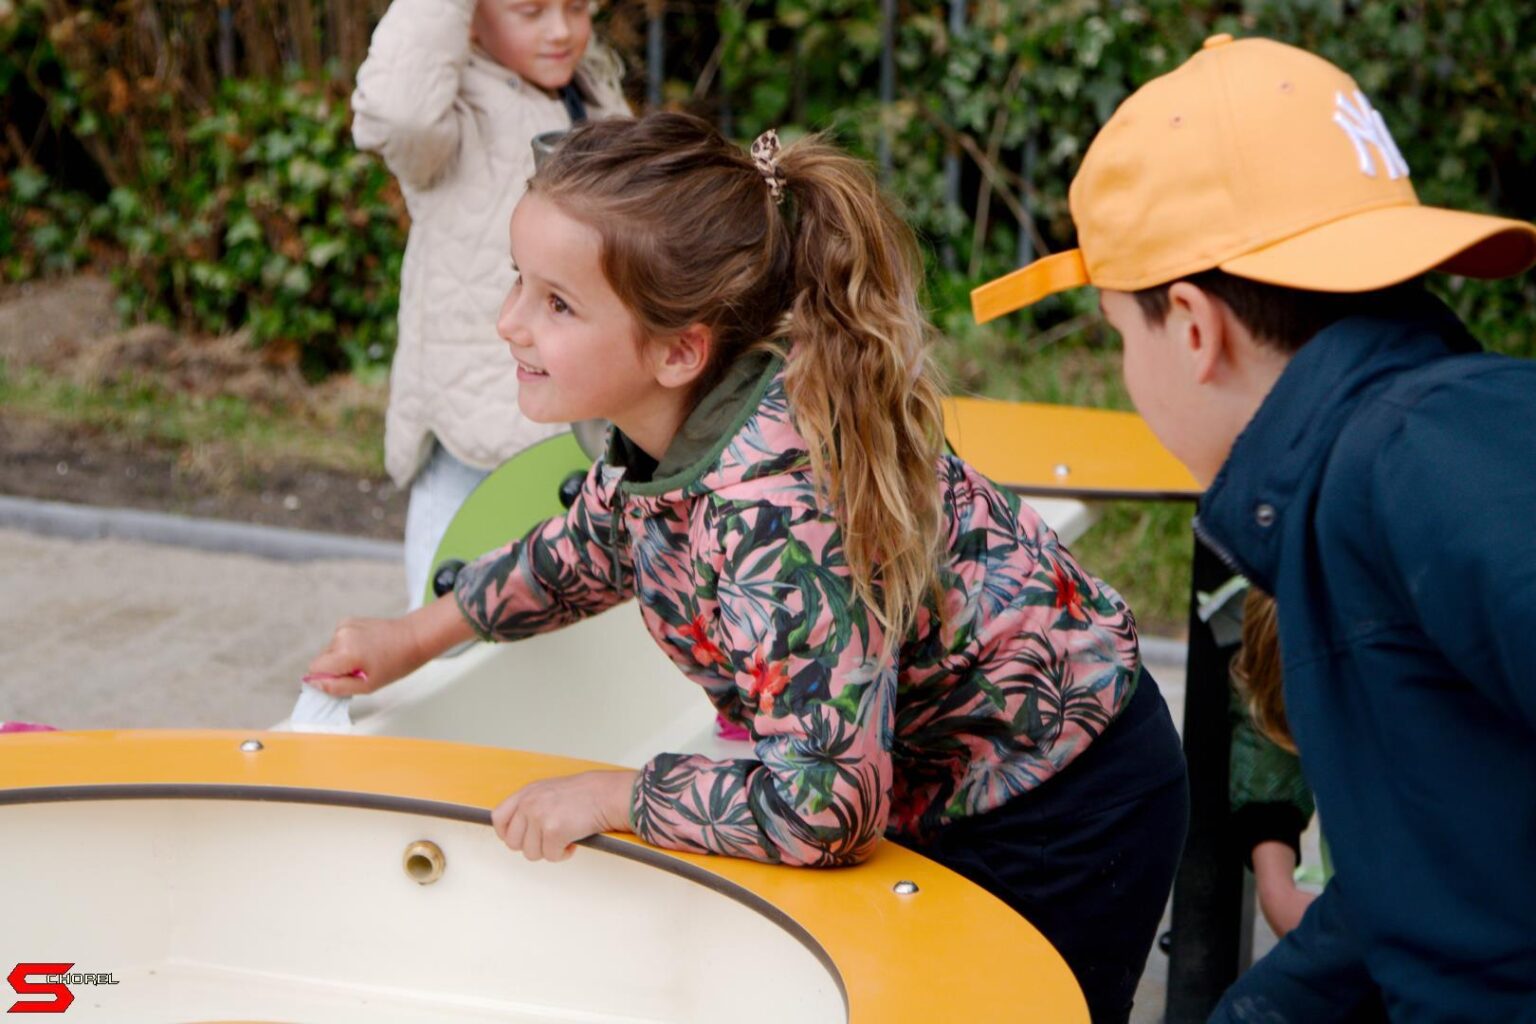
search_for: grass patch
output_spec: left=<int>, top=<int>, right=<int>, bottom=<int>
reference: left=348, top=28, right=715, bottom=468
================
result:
left=0, top=362, right=386, bottom=483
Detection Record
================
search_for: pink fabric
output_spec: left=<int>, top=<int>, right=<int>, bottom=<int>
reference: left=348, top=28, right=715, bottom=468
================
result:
left=0, top=722, right=58, bottom=733
left=714, top=712, right=751, bottom=741
left=455, top=366, right=1142, bottom=866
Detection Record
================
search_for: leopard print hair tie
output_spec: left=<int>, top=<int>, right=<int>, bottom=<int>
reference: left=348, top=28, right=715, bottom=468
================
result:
left=751, top=129, right=787, bottom=206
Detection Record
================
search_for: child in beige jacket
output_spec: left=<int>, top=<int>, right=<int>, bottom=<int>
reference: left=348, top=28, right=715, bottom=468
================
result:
left=352, top=0, right=630, bottom=604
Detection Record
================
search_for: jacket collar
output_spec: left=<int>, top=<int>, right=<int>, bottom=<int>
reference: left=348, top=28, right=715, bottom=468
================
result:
left=1196, top=292, right=1476, bottom=591
left=608, top=349, right=801, bottom=501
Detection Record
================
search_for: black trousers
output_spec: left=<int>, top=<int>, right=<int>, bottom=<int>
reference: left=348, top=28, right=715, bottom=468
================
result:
left=897, top=672, right=1190, bottom=1024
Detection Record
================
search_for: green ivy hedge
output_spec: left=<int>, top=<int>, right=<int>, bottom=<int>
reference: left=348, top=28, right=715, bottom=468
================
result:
left=100, top=79, right=407, bottom=375
left=821, top=0, right=1536, bottom=361
left=2, top=2, right=404, bottom=375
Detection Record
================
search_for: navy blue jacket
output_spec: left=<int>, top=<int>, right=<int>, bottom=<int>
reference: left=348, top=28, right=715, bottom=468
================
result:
left=1198, top=294, right=1536, bottom=1022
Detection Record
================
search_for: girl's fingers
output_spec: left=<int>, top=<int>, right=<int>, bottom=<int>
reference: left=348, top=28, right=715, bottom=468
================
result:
left=303, top=675, right=335, bottom=696
left=492, top=793, right=523, bottom=843
left=491, top=781, right=597, bottom=863
left=301, top=670, right=369, bottom=697
left=521, top=818, right=545, bottom=861
left=490, top=795, right=516, bottom=838
left=302, top=669, right=368, bottom=684
left=502, top=809, right=529, bottom=854
left=545, top=833, right=576, bottom=862
left=305, top=651, right=361, bottom=678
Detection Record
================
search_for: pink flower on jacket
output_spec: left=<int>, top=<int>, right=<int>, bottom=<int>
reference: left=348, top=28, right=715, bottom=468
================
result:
left=743, top=655, right=791, bottom=714
left=680, top=614, right=727, bottom=668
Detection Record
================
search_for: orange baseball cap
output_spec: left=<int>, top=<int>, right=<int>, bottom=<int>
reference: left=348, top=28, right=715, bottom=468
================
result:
left=972, top=35, right=1536, bottom=323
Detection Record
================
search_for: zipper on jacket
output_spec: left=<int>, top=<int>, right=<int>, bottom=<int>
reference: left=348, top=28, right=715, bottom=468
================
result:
left=1191, top=514, right=1254, bottom=581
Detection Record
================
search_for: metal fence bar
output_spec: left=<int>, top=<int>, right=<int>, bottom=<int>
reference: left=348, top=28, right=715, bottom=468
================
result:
left=878, top=0, right=896, bottom=178
left=217, top=4, right=237, bottom=79
left=646, top=0, right=665, bottom=109
left=1165, top=537, right=1255, bottom=1021
left=941, top=0, right=966, bottom=269
left=1018, top=136, right=1037, bottom=265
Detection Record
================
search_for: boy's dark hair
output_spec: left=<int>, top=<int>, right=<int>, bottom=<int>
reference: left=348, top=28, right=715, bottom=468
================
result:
left=1133, top=270, right=1425, bottom=353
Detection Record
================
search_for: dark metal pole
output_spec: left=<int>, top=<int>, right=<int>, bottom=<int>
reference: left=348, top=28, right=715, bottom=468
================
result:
left=877, top=0, right=896, bottom=179
left=1018, top=136, right=1036, bottom=265
left=217, top=3, right=237, bottom=80
left=646, top=0, right=665, bottom=109
left=941, top=0, right=965, bottom=269
left=1165, top=537, right=1254, bottom=1021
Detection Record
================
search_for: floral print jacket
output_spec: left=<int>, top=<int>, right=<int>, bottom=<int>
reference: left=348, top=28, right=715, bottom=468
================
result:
left=455, top=354, right=1141, bottom=867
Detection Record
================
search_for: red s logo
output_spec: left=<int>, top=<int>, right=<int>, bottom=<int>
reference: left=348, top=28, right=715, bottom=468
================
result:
left=7, top=964, right=75, bottom=1014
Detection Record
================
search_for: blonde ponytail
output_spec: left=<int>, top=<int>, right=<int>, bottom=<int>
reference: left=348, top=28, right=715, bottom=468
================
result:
left=776, top=138, right=947, bottom=658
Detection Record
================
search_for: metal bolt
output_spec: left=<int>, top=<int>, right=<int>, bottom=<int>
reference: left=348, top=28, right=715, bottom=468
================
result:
left=892, top=880, right=919, bottom=896
left=1053, top=463, right=1071, bottom=479
left=239, top=739, right=264, bottom=753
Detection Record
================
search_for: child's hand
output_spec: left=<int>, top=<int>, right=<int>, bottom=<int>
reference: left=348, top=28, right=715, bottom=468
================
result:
left=1257, top=875, right=1317, bottom=938
left=305, top=597, right=477, bottom=696
left=1252, top=839, right=1318, bottom=938
left=304, top=616, right=412, bottom=695
left=491, top=770, right=638, bottom=862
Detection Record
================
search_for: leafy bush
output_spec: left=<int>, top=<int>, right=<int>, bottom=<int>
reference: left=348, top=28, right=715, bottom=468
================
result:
left=100, top=78, right=408, bottom=375
left=0, top=166, right=107, bottom=280
left=2, top=0, right=403, bottom=374
left=691, top=0, right=1536, bottom=360
left=4, top=0, right=1534, bottom=371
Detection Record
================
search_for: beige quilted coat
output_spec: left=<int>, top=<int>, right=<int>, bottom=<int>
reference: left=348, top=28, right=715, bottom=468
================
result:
left=352, top=0, right=630, bottom=487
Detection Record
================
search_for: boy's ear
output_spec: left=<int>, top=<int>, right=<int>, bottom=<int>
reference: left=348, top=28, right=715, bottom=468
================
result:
left=651, top=323, right=713, bottom=389
left=1165, top=281, right=1229, bottom=386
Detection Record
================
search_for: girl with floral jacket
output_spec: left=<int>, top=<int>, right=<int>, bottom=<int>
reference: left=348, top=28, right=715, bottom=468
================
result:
left=309, top=112, right=1187, bottom=1023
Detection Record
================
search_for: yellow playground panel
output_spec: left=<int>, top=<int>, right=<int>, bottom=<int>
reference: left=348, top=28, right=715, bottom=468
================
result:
left=943, top=396, right=1201, bottom=500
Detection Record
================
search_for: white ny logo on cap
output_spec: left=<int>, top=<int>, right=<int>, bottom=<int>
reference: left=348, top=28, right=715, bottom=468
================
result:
left=1333, top=90, right=1411, bottom=180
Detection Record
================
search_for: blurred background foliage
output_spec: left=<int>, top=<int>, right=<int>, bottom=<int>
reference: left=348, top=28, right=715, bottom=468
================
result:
left=3, top=0, right=1533, bottom=625
left=3, top=0, right=1532, bottom=375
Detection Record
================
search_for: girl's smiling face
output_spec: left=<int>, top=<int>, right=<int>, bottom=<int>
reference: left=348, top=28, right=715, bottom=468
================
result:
left=498, top=194, right=690, bottom=457
left=472, top=0, right=591, bottom=92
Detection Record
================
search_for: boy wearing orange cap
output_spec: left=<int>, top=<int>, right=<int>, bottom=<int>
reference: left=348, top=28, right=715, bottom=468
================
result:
left=975, top=35, right=1536, bottom=1023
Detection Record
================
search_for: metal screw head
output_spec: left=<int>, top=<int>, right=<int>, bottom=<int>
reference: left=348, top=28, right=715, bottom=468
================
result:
left=239, top=739, right=264, bottom=753
left=1053, top=463, right=1071, bottom=479
left=892, top=880, right=919, bottom=896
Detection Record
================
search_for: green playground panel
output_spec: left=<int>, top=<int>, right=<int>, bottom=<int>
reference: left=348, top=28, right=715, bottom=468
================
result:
left=424, top=432, right=593, bottom=605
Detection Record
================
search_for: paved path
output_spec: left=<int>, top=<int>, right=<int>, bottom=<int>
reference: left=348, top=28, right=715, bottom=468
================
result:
left=0, top=527, right=406, bottom=730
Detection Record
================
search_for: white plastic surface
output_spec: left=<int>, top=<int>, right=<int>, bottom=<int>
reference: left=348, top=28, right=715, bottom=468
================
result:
left=2, top=799, right=844, bottom=1023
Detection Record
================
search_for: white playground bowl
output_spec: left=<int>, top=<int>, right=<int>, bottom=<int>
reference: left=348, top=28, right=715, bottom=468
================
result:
left=3, top=799, right=841, bottom=1023
left=0, top=733, right=1088, bottom=1023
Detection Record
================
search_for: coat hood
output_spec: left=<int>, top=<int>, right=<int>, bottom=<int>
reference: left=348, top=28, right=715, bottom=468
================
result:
left=607, top=351, right=813, bottom=514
